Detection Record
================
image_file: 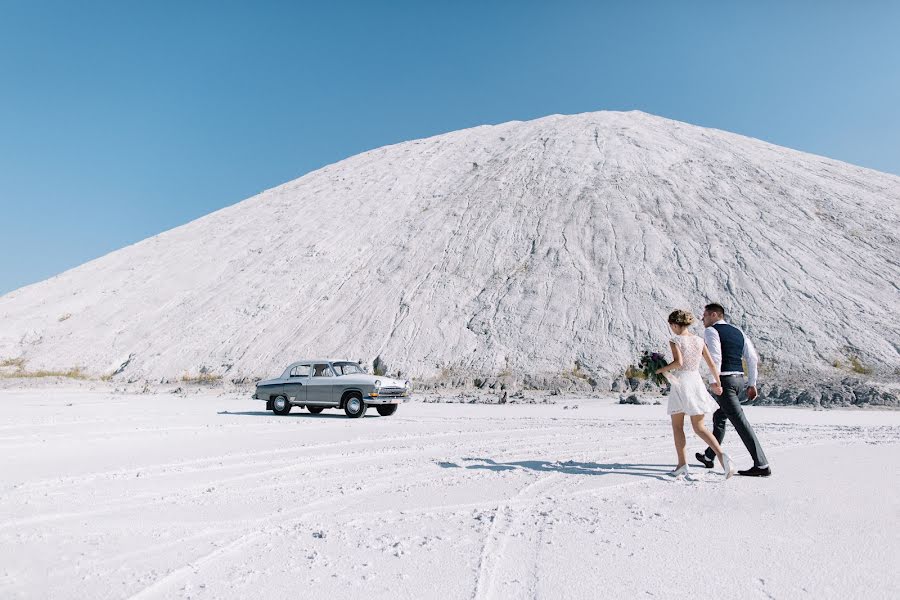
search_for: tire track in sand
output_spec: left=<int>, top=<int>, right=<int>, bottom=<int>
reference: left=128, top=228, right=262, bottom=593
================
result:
left=471, top=473, right=563, bottom=600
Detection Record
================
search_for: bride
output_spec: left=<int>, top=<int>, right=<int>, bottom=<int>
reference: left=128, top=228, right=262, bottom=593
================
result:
left=656, top=309, right=736, bottom=479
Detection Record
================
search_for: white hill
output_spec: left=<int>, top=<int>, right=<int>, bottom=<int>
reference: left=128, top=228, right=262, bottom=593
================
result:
left=1, top=111, right=898, bottom=394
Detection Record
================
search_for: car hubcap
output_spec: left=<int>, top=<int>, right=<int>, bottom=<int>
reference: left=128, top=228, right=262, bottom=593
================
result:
left=347, top=398, right=361, bottom=413
left=274, top=397, right=286, bottom=410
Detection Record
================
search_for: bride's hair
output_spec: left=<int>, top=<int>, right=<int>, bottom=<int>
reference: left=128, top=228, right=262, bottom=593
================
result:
left=668, top=309, right=695, bottom=327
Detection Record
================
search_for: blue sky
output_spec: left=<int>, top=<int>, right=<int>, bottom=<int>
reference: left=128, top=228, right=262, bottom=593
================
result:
left=1, top=1, right=898, bottom=295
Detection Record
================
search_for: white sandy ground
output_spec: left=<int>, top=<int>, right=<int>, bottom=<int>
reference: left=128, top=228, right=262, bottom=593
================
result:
left=1, top=390, right=898, bottom=600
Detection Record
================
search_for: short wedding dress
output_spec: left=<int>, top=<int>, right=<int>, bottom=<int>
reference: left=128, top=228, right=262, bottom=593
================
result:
left=666, top=334, right=716, bottom=416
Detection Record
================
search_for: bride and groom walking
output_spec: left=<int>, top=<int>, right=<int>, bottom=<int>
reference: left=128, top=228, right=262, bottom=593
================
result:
left=655, top=303, right=771, bottom=479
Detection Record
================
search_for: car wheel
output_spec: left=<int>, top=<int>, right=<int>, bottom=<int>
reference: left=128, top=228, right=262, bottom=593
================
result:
left=307, top=406, right=324, bottom=414
left=376, top=404, right=398, bottom=416
left=272, top=395, right=292, bottom=415
left=343, top=394, right=366, bottom=418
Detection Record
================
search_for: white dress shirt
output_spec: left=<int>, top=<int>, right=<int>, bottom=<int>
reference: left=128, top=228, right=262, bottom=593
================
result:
left=704, top=319, right=759, bottom=387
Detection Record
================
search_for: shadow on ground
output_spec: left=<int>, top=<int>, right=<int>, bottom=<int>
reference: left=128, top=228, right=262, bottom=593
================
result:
left=438, top=457, right=673, bottom=481
left=217, top=410, right=380, bottom=419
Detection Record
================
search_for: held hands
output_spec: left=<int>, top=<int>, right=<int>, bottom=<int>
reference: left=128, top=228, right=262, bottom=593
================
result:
left=710, top=383, right=723, bottom=396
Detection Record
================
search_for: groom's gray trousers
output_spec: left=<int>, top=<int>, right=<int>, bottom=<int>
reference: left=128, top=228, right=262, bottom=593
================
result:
left=704, top=375, right=769, bottom=467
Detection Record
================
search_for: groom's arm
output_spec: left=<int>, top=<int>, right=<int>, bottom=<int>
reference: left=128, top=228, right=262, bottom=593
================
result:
left=743, top=335, right=760, bottom=387
left=704, top=327, right=721, bottom=384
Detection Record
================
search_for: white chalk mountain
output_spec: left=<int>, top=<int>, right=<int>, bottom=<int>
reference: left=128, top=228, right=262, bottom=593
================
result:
left=1, top=111, right=898, bottom=386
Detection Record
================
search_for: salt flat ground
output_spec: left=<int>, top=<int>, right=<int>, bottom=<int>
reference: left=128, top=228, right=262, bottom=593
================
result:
left=1, top=390, right=898, bottom=600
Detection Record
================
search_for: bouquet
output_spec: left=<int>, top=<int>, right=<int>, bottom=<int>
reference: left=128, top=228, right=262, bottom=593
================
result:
left=637, top=350, right=669, bottom=387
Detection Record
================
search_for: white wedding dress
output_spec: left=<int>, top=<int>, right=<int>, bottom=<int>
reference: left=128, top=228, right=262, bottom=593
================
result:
left=666, top=334, right=716, bottom=416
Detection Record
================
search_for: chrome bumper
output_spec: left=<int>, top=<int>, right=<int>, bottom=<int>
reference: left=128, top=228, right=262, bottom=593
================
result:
left=365, top=394, right=410, bottom=405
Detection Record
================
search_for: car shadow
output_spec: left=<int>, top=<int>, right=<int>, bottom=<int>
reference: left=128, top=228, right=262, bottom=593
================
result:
left=438, top=457, right=672, bottom=481
left=217, top=410, right=380, bottom=419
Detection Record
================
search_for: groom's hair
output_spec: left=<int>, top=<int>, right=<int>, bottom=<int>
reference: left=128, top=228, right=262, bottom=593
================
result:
left=705, top=303, right=726, bottom=317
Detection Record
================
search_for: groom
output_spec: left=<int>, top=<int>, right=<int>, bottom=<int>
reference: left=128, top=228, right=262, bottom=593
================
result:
left=695, top=303, right=771, bottom=477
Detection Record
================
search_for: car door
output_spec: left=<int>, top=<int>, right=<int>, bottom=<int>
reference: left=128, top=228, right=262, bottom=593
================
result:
left=283, top=364, right=310, bottom=404
left=307, top=363, right=336, bottom=405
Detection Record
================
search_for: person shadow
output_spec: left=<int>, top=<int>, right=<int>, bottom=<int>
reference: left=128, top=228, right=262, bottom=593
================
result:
left=438, top=458, right=672, bottom=481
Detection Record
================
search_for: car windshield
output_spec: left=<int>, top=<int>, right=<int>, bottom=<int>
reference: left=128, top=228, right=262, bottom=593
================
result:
left=332, top=362, right=364, bottom=376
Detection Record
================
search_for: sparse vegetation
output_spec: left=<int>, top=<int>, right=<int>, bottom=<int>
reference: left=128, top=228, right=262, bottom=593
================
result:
left=833, top=350, right=873, bottom=376
left=181, top=373, right=223, bottom=384
left=624, top=366, right=647, bottom=380
left=1, top=357, right=26, bottom=369
left=757, top=357, right=777, bottom=377
left=0, top=356, right=94, bottom=380
left=1, top=366, right=88, bottom=380
left=562, top=364, right=589, bottom=380
left=849, top=356, right=872, bottom=375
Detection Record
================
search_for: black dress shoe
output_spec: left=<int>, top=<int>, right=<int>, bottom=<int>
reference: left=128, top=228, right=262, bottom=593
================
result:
left=695, top=452, right=714, bottom=469
left=737, top=466, right=772, bottom=477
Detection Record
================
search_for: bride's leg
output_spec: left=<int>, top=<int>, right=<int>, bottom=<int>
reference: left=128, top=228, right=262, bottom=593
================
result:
left=671, top=413, right=687, bottom=467
left=691, top=414, right=724, bottom=461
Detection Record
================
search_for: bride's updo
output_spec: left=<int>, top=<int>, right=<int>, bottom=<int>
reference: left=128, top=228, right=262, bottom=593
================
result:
left=668, top=309, right=695, bottom=327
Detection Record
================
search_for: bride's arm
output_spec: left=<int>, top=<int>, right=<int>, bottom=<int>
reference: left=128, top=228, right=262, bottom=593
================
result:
left=702, top=344, right=723, bottom=395
left=655, top=341, right=682, bottom=374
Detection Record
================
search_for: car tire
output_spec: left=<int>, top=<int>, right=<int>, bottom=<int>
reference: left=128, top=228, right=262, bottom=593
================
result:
left=376, top=404, right=398, bottom=416
left=271, top=395, right=292, bottom=415
left=307, top=406, right=324, bottom=414
left=343, top=394, right=366, bottom=418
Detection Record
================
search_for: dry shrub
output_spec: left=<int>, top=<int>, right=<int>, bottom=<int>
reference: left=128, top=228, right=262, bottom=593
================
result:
left=849, top=357, right=872, bottom=375
left=1, top=357, right=26, bottom=369
left=1, top=366, right=87, bottom=380
left=624, top=366, right=647, bottom=380
left=181, top=373, right=223, bottom=384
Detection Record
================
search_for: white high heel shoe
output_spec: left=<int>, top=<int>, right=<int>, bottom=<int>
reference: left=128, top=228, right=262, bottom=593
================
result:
left=669, top=464, right=690, bottom=479
left=721, top=454, right=736, bottom=479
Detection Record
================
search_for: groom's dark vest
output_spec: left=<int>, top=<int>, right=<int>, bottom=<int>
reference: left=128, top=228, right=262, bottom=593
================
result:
left=713, top=323, right=745, bottom=373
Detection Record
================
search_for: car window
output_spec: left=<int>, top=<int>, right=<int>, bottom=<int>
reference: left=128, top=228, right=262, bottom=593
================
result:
left=333, top=362, right=363, bottom=375
left=312, top=363, right=333, bottom=378
left=290, top=364, right=310, bottom=378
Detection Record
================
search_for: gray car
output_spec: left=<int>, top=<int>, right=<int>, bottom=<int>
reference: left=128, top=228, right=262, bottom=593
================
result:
left=253, top=360, right=410, bottom=418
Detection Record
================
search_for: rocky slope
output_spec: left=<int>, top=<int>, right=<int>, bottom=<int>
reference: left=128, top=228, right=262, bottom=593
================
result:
left=1, top=111, right=898, bottom=399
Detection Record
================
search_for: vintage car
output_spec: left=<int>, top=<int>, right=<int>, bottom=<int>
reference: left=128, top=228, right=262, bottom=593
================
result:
left=252, top=360, right=410, bottom=418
